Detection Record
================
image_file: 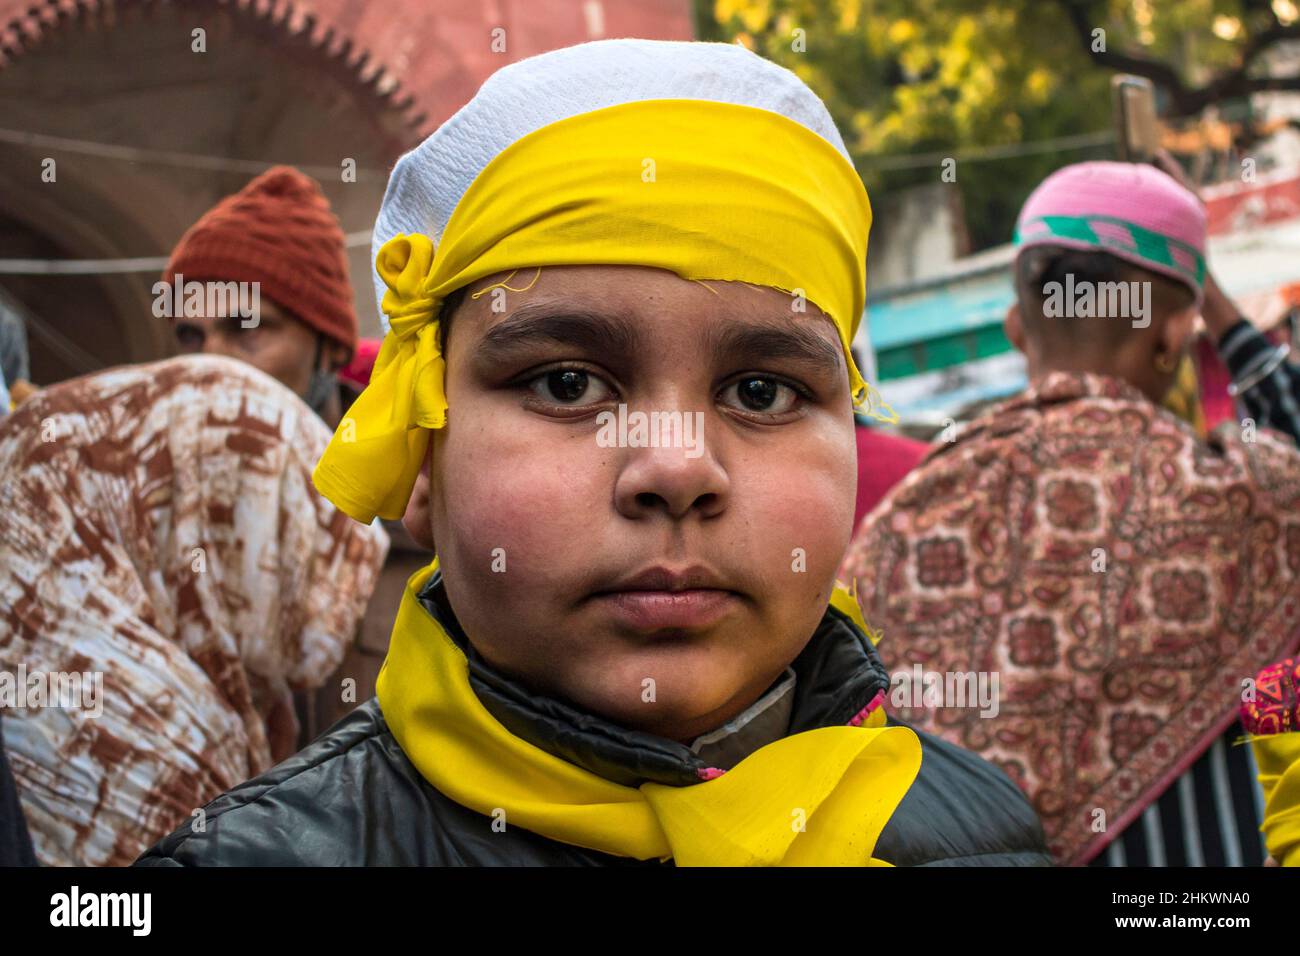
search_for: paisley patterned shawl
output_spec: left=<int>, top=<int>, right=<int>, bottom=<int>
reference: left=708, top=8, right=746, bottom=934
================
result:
left=841, top=371, right=1300, bottom=864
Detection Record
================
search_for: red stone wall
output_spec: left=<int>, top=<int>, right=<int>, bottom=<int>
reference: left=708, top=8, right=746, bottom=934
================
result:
left=1, top=0, right=695, bottom=138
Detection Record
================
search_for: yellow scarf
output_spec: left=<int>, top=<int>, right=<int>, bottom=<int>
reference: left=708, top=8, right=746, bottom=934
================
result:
left=313, top=98, right=889, bottom=524
left=376, top=562, right=922, bottom=866
left=1249, top=733, right=1300, bottom=866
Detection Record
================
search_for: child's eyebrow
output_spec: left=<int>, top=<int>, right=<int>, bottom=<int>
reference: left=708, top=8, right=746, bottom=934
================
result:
left=705, top=319, right=846, bottom=380
left=474, top=302, right=643, bottom=363
left=472, top=300, right=845, bottom=381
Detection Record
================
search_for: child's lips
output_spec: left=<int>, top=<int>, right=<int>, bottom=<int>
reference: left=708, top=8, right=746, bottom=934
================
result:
left=592, top=589, right=740, bottom=632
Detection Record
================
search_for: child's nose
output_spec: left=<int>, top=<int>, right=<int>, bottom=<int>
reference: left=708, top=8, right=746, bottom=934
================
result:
left=612, top=443, right=729, bottom=522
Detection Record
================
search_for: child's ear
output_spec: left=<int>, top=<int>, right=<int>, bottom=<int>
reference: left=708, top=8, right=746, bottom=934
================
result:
left=401, top=448, right=435, bottom=552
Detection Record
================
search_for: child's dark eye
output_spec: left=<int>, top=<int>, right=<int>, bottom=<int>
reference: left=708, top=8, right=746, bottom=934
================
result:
left=526, top=368, right=614, bottom=406
left=720, top=376, right=801, bottom=414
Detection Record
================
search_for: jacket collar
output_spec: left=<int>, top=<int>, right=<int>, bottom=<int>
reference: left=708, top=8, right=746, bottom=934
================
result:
left=415, top=569, right=891, bottom=788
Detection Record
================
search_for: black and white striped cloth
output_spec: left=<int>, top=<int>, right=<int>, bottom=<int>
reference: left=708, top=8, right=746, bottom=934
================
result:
left=1089, top=724, right=1267, bottom=867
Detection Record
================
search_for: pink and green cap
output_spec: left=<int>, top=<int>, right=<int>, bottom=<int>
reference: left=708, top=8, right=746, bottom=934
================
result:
left=1013, top=161, right=1207, bottom=306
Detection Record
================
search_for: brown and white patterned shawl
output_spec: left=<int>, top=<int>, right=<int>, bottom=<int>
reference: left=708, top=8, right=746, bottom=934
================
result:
left=840, top=371, right=1300, bottom=865
left=0, top=355, right=388, bottom=865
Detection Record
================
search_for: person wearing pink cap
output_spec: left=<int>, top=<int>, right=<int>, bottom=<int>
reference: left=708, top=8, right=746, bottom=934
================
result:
left=1003, top=158, right=1208, bottom=405
left=841, top=158, right=1300, bottom=866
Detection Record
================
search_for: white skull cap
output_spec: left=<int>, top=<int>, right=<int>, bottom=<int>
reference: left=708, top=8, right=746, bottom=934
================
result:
left=371, top=38, right=873, bottom=372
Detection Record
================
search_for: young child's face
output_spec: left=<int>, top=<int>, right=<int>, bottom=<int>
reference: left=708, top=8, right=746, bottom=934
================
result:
left=424, top=265, right=857, bottom=743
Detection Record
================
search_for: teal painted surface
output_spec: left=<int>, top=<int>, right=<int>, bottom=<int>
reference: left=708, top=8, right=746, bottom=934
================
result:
left=867, top=268, right=1014, bottom=351
left=877, top=324, right=1015, bottom=379
left=867, top=266, right=1016, bottom=378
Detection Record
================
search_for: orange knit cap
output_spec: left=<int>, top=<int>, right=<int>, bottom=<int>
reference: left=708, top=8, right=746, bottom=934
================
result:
left=163, top=166, right=357, bottom=351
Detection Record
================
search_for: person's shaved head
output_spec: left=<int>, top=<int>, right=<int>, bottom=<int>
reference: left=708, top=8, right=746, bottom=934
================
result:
left=1015, top=246, right=1195, bottom=355
left=1005, top=245, right=1199, bottom=405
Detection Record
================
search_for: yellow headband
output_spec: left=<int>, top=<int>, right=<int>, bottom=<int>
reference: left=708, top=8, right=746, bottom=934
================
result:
left=314, top=98, right=878, bottom=523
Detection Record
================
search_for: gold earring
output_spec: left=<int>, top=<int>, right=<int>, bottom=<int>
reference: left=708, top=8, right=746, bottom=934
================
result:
left=1154, top=352, right=1178, bottom=373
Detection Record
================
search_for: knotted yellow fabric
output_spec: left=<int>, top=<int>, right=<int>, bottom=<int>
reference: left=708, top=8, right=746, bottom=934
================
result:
left=314, top=98, right=876, bottom=523
left=376, top=561, right=922, bottom=866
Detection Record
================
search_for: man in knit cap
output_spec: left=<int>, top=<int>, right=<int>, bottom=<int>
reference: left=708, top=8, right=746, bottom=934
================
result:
left=842, top=160, right=1300, bottom=866
left=139, top=38, right=1050, bottom=868
left=163, top=166, right=357, bottom=426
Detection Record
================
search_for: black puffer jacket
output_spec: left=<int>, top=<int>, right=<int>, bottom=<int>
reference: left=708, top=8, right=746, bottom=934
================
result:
left=139, top=572, right=1052, bottom=867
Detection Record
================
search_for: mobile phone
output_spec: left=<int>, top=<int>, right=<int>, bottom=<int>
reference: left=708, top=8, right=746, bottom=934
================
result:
left=1112, top=75, right=1159, bottom=162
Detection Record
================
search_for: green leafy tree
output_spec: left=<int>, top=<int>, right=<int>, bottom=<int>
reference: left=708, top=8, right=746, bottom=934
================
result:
left=701, top=0, right=1300, bottom=250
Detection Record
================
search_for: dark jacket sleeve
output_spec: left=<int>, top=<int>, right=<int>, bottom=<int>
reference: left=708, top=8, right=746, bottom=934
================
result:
left=874, top=719, right=1054, bottom=867
left=1216, top=319, right=1300, bottom=445
left=0, top=715, right=37, bottom=867
left=135, top=703, right=396, bottom=867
